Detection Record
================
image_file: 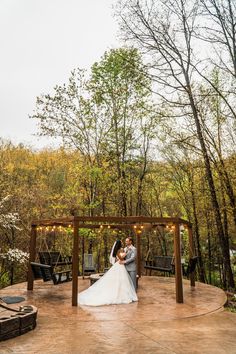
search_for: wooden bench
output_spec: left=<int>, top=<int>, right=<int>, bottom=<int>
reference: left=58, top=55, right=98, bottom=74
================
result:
left=144, top=256, right=174, bottom=276
left=83, top=254, right=96, bottom=273
left=30, top=262, right=72, bottom=285
left=39, top=252, right=72, bottom=267
left=90, top=273, right=104, bottom=285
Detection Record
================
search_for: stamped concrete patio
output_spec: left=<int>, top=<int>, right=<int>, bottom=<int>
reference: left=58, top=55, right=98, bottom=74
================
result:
left=0, top=276, right=236, bottom=354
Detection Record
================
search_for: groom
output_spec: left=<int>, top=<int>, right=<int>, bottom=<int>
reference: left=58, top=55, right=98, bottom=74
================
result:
left=119, top=237, right=137, bottom=291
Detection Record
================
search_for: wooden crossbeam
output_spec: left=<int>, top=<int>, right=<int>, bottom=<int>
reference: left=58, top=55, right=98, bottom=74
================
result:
left=32, top=216, right=191, bottom=227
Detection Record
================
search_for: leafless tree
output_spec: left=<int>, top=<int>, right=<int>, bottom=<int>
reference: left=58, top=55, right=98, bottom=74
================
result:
left=116, top=0, right=235, bottom=288
left=200, top=0, right=236, bottom=78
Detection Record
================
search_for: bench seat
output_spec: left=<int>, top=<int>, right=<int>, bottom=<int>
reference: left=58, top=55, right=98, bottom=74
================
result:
left=30, top=262, right=72, bottom=285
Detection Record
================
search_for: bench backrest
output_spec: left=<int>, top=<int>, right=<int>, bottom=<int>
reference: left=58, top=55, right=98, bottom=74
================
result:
left=39, top=252, right=61, bottom=265
left=83, top=254, right=95, bottom=271
left=31, top=262, right=53, bottom=282
left=154, top=256, right=174, bottom=268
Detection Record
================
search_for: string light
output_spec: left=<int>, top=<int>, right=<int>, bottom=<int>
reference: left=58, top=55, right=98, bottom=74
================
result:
left=36, top=224, right=78, bottom=232
left=165, top=224, right=175, bottom=231
left=133, top=225, right=144, bottom=234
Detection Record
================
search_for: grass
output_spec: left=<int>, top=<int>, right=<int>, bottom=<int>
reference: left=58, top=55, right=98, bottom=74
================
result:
left=225, top=291, right=236, bottom=313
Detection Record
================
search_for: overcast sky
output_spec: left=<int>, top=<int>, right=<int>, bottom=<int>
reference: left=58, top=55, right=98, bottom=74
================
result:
left=0, top=0, right=119, bottom=149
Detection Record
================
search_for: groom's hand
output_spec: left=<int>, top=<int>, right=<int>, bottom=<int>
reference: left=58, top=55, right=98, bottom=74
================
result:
left=119, top=260, right=125, bottom=264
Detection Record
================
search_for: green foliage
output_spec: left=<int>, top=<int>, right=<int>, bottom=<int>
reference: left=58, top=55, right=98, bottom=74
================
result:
left=1, top=35, right=236, bottom=289
left=79, top=228, right=97, bottom=240
left=0, top=271, right=9, bottom=289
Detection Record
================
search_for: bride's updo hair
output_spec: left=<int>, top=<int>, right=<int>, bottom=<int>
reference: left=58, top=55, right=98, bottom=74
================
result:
left=117, top=248, right=126, bottom=260
left=112, top=240, right=122, bottom=257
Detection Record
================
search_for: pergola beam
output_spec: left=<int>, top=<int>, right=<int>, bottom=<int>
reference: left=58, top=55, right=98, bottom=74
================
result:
left=31, top=216, right=191, bottom=227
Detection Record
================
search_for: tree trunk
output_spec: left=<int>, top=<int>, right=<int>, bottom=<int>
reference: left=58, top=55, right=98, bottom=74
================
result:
left=186, top=84, right=235, bottom=289
left=191, top=190, right=206, bottom=283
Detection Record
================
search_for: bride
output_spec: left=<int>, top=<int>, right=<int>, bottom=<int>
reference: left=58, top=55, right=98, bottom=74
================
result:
left=78, top=240, right=138, bottom=306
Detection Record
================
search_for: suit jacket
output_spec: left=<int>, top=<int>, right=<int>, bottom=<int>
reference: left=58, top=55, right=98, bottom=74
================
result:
left=124, top=245, right=137, bottom=272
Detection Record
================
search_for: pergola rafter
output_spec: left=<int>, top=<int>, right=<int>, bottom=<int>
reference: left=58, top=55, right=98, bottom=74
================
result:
left=27, top=215, right=195, bottom=306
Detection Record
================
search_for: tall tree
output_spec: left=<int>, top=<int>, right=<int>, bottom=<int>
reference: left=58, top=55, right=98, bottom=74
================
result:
left=32, top=48, right=155, bottom=216
left=117, top=0, right=235, bottom=288
left=88, top=48, right=154, bottom=215
left=200, top=0, right=236, bottom=78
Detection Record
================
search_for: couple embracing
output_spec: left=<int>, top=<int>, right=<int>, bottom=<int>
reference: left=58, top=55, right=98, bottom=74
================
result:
left=78, top=237, right=138, bottom=306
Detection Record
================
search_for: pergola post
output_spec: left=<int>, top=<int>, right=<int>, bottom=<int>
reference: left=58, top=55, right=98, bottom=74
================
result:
left=27, top=225, right=37, bottom=290
left=136, top=232, right=141, bottom=278
left=188, top=225, right=195, bottom=287
left=72, top=218, right=79, bottom=306
left=174, top=223, right=183, bottom=303
left=82, top=233, right=85, bottom=279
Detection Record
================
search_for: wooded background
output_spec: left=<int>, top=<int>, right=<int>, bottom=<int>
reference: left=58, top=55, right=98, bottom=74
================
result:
left=0, top=0, right=236, bottom=290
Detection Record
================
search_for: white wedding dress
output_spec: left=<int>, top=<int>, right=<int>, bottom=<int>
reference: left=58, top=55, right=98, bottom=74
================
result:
left=78, top=261, right=138, bottom=306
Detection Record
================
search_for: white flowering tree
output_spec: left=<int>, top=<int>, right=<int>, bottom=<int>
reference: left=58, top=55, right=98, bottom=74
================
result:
left=2, top=249, right=29, bottom=264
left=0, top=195, right=21, bottom=232
left=0, top=195, right=26, bottom=286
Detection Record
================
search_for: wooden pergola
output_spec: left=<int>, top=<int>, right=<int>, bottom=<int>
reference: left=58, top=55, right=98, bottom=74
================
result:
left=27, top=216, right=195, bottom=306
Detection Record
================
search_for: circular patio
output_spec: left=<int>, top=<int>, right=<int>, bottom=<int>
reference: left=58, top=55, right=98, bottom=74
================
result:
left=0, top=276, right=226, bottom=323
left=0, top=276, right=231, bottom=353
left=0, top=276, right=236, bottom=354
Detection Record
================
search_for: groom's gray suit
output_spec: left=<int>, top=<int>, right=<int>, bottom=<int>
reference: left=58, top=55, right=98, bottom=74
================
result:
left=124, top=245, right=137, bottom=290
